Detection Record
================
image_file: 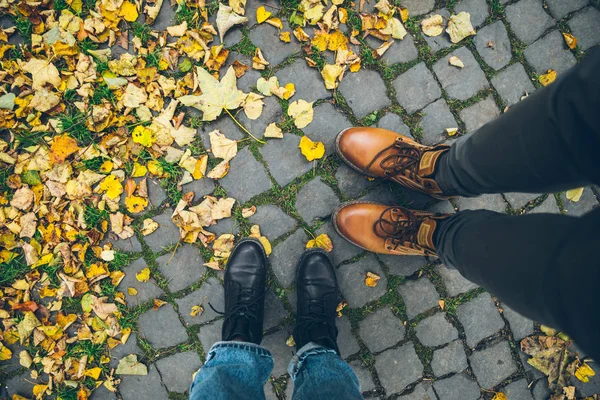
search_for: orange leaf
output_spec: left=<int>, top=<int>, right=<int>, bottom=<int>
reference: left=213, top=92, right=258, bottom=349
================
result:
left=50, top=134, right=80, bottom=164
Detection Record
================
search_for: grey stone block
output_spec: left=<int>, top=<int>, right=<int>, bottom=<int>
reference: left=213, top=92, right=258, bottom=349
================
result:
left=110, top=234, right=143, bottom=253
left=376, top=343, right=423, bottom=395
left=237, top=96, right=284, bottom=140
left=393, top=63, right=442, bottom=114
left=398, top=277, right=440, bottom=319
left=182, top=178, right=215, bottom=200
left=432, top=340, right=468, bottom=376
left=249, top=23, right=298, bottom=67
left=5, top=371, right=46, bottom=399
left=415, top=313, right=458, bottom=347
left=155, top=351, right=202, bottom=393
left=249, top=205, right=297, bottom=240
left=119, top=364, right=169, bottom=400
left=432, top=47, right=489, bottom=101
left=109, top=333, right=143, bottom=369
left=359, top=308, right=405, bottom=353
left=90, top=384, right=117, bottom=399
left=219, top=147, right=273, bottom=204
left=156, top=244, right=204, bottom=292
left=456, top=193, right=506, bottom=213
left=546, top=0, right=588, bottom=19
left=144, top=209, right=181, bottom=251
left=504, top=192, right=543, bottom=209
left=207, top=217, right=240, bottom=237
left=532, top=378, right=552, bottom=400
left=569, top=7, right=600, bottom=50
left=529, top=195, right=560, bottom=214
left=454, top=0, right=489, bottom=27
left=433, top=373, right=481, bottom=400
left=436, top=264, right=478, bottom=296
left=138, top=304, right=188, bottom=349
left=147, top=178, right=168, bottom=208
left=262, top=328, right=295, bottom=377
left=260, top=134, right=312, bottom=187
left=474, top=21, right=512, bottom=70
left=505, top=0, right=554, bottom=45
left=335, top=164, right=376, bottom=198
left=491, top=63, right=536, bottom=107
left=302, top=102, right=352, bottom=156
left=270, top=229, right=308, bottom=287
left=339, top=70, right=391, bottom=119
left=175, top=277, right=224, bottom=326
left=398, top=0, right=435, bottom=16
left=420, top=98, right=459, bottom=145
left=503, top=378, right=534, bottom=400
left=378, top=254, right=427, bottom=277
left=561, top=186, right=599, bottom=216
left=423, top=9, right=453, bottom=53
left=276, top=60, right=331, bottom=103
left=338, top=255, right=388, bottom=308
left=338, top=315, right=361, bottom=358
left=367, top=34, right=419, bottom=65
left=295, top=178, right=340, bottom=223
left=502, top=306, right=534, bottom=341
left=314, top=220, right=363, bottom=265
left=457, top=293, right=505, bottom=348
left=470, top=340, right=518, bottom=389
left=264, top=290, right=288, bottom=330
left=377, top=113, right=410, bottom=134
left=149, top=0, right=176, bottom=31
left=117, top=258, right=164, bottom=308
left=524, top=30, right=577, bottom=74
left=197, top=319, right=223, bottom=356
left=348, top=360, right=376, bottom=392
left=459, top=96, right=500, bottom=133
left=398, top=381, right=436, bottom=399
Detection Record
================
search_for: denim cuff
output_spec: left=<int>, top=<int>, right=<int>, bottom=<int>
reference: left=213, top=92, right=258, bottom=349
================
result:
left=209, top=341, right=272, bottom=358
left=288, top=342, right=338, bottom=379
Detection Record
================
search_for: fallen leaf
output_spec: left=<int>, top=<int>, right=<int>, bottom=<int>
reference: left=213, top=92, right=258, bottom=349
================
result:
left=399, top=7, right=409, bottom=22
left=266, top=17, right=283, bottom=29
left=575, top=362, right=596, bottom=383
left=321, top=64, right=344, bottom=89
left=299, top=136, right=325, bottom=161
left=306, top=233, right=333, bottom=252
left=365, top=272, right=381, bottom=287
left=136, top=267, right=150, bottom=282
left=213, top=234, right=235, bottom=258
left=23, top=58, right=62, bottom=90
left=446, top=12, right=476, bottom=43
left=257, top=76, right=279, bottom=96
left=209, top=130, right=238, bottom=161
left=19, top=350, right=33, bottom=367
left=539, top=69, right=557, bottom=87
left=141, top=218, right=159, bottom=235
left=116, top=354, right=148, bottom=375
left=190, top=305, right=204, bottom=317
left=373, top=41, right=393, bottom=58
left=264, top=123, right=283, bottom=138
left=562, top=33, right=577, bottom=50
left=241, top=206, right=256, bottom=218
left=286, top=335, right=296, bottom=347
left=449, top=56, right=464, bottom=68
left=125, top=195, right=148, bottom=213
left=127, top=287, right=138, bottom=296
left=207, top=160, right=230, bottom=179
left=50, top=134, right=80, bottom=164
left=253, top=48, right=270, bottom=70
left=204, top=260, right=223, bottom=270
left=563, top=386, right=575, bottom=400
left=256, top=5, right=272, bottom=23
left=438, top=299, right=445, bottom=310
left=446, top=127, right=458, bottom=136
left=288, top=100, right=314, bottom=129
left=229, top=0, right=246, bottom=15
left=216, top=3, right=249, bottom=42
left=491, top=393, right=507, bottom=400
left=566, top=187, right=584, bottom=202
left=243, top=92, right=265, bottom=120
left=280, top=31, right=291, bottom=42
left=0, top=344, right=12, bottom=361
left=153, top=299, right=167, bottom=309
left=259, top=236, right=272, bottom=256
left=336, top=300, right=348, bottom=317
left=131, top=125, right=157, bottom=147
left=119, top=1, right=139, bottom=22
left=421, top=14, right=444, bottom=37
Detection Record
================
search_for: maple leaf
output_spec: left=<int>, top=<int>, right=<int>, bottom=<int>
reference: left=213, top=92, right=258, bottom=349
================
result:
left=179, top=66, right=246, bottom=122
left=216, top=3, right=248, bottom=42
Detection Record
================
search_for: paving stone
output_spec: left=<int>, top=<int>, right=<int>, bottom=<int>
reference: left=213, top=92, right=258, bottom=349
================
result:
left=378, top=254, right=427, bottom=277
left=436, top=264, right=479, bottom=296
left=432, top=340, right=468, bottom=376
left=109, top=333, right=143, bottom=369
left=110, top=234, right=143, bottom=253
left=147, top=178, right=168, bottom=207
left=456, top=193, right=507, bottom=213
left=260, top=134, right=312, bottom=187
left=90, top=384, right=117, bottom=399
left=398, top=277, right=440, bottom=319
left=339, top=70, right=391, bottom=119
left=295, top=178, right=340, bottom=223
left=302, top=102, right=353, bottom=155
left=532, top=378, right=552, bottom=400
left=428, top=200, right=456, bottom=214
left=314, top=220, right=363, bottom=265
left=393, top=63, right=442, bottom=114
left=265, top=382, right=279, bottom=400
left=236, top=67, right=263, bottom=93
left=5, top=371, right=44, bottom=398
left=504, top=192, right=543, bottom=209
left=144, top=209, right=181, bottom=251
left=276, top=60, right=331, bottom=103
left=454, top=0, right=489, bottom=27
left=338, top=255, right=388, bottom=308
left=197, top=319, right=223, bottom=355
left=502, top=306, right=534, bottom=341
left=335, top=164, right=376, bottom=198
left=138, top=304, right=188, bottom=348
left=249, top=23, right=298, bottom=67
left=175, top=277, right=225, bottom=325
left=574, top=361, right=600, bottom=396
left=219, top=147, right=273, bottom=204
left=503, top=379, right=534, bottom=400
left=569, top=7, right=600, bottom=51
left=284, top=380, right=294, bottom=399
left=377, top=112, right=410, bottom=134
left=219, top=25, right=243, bottom=47
left=238, top=96, right=284, bottom=140
left=561, top=186, right=599, bottom=216
left=262, top=328, right=295, bottom=377
left=200, top=115, right=245, bottom=148
left=338, top=315, right=361, bottom=358
left=433, top=47, right=489, bottom=101
left=150, top=0, right=176, bottom=31
left=459, top=96, right=500, bottom=133
left=117, top=258, right=164, bottom=308
left=524, top=30, right=577, bottom=74
left=367, top=34, right=419, bottom=65
left=505, top=0, right=554, bottom=45
left=457, top=293, right=505, bottom=348
left=423, top=9, right=453, bottom=52
left=473, top=21, right=512, bottom=71
left=546, top=0, right=588, bottom=19
left=375, top=343, right=423, bottom=395
left=349, top=360, right=376, bottom=392
left=491, top=63, right=536, bottom=107
left=359, top=308, right=405, bottom=353
left=420, top=98, right=459, bottom=145
left=248, top=205, right=297, bottom=240
left=470, top=340, right=518, bottom=389
left=156, top=244, right=204, bottom=292
left=264, top=290, right=288, bottom=330
left=155, top=351, right=203, bottom=393
left=398, top=0, right=435, bottom=15
left=207, top=217, right=240, bottom=237
left=415, top=313, right=458, bottom=347
left=119, top=364, right=169, bottom=400
left=182, top=178, right=215, bottom=200
left=270, top=229, right=308, bottom=287
left=529, top=195, right=561, bottom=214
left=398, top=381, right=436, bottom=400
left=433, top=373, right=481, bottom=400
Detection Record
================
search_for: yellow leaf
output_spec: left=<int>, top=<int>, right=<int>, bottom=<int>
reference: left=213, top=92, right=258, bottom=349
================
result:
left=312, top=32, right=329, bottom=51
left=23, top=59, right=62, bottom=91
left=125, top=195, right=148, bottom=213
left=446, top=127, right=459, bottom=136
left=141, top=218, right=159, bottom=235
left=539, top=69, right=557, bottom=87
left=259, top=236, right=272, bottom=256
left=136, top=267, right=150, bottom=282
left=30, top=253, right=54, bottom=269
left=131, top=162, right=148, bottom=177
left=449, top=56, right=464, bottom=68
left=190, top=305, right=204, bottom=317
left=306, top=233, right=334, bottom=252
left=257, top=6, right=272, bottom=23
left=0, top=344, right=12, bottom=361
left=321, top=64, right=344, bottom=90
left=127, top=287, right=138, bottom=296
left=327, top=30, right=348, bottom=51
left=264, top=123, right=283, bottom=138
left=288, top=100, right=314, bottom=129
left=119, top=1, right=138, bottom=22
left=491, top=393, right=508, bottom=400
left=229, top=0, right=246, bottom=15
left=365, top=271, right=381, bottom=287
left=339, top=8, right=348, bottom=23
left=100, top=160, right=114, bottom=173
left=147, top=160, right=165, bottom=177
left=50, top=134, right=80, bottom=164
left=566, top=187, right=584, bottom=202
left=153, top=299, right=167, bottom=309
left=399, top=7, right=409, bottom=22
left=446, top=12, right=476, bottom=43
left=336, top=300, right=348, bottom=317
left=132, top=125, right=157, bottom=147
left=293, top=27, right=311, bottom=42
left=286, top=335, right=296, bottom=347
left=209, top=130, right=238, bottom=161
left=298, top=136, right=325, bottom=162
left=421, top=14, right=444, bottom=37
left=19, top=350, right=32, bottom=367
left=84, top=367, right=102, bottom=380
left=438, top=299, right=445, bottom=310
left=243, top=92, right=265, bottom=120
left=575, top=362, right=596, bottom=383
left=563, top=32, right=577, bottom=49
left=98, top=175, right=123, bottom=200
left=280, top=31, right=291, bottom=43
left=33, top=384, right=48, bottom=397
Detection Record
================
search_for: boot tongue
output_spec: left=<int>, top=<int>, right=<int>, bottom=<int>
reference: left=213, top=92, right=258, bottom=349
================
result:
left=417, top=218, right=437, bottom=251
left=418, top=149, right=446, bottom=177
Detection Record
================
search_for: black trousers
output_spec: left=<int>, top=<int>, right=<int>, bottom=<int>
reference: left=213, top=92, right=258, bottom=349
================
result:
left=434, top=48, right=600, bottom=361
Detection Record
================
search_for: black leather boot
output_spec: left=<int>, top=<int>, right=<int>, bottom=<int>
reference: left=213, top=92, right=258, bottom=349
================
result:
left=293, top=249, right=341, bottom=354
left=221, top=239, right=268, bottom=344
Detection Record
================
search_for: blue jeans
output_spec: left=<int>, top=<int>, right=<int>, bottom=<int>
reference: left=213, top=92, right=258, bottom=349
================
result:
left=189, top=341, right=363, bottom=400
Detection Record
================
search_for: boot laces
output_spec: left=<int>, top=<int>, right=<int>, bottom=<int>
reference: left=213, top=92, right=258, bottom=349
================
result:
left=296, top=292, right=336, bottom=337
left=210, top=284, right=267, bottom=329
left=365, top=138, right=422, bottom=178
left=374, top=207, right=423, bottom=250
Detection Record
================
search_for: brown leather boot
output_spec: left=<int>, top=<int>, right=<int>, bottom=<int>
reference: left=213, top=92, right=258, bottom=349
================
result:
left=333, top=201, right=451, bottom=256
left=336, top=127, right=451, bottom=200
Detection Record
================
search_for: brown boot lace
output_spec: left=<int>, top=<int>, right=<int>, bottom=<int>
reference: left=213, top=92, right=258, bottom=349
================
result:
left=373, top=206, right=424, bottom=252
left=364, top=138, right=421, bottom=179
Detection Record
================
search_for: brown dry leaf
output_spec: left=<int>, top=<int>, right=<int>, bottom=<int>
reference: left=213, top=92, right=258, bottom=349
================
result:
left=563, top=386, right=576, bottom=400
left=209, top=130, right=238, bottom=161
left=253, top=48, right=270, bottom=70
left=446, top=12, right=476, bottom=43
left=153, top=299, right=167, bottom=310
left=336, top=300, right=348, bottom=317
left=421, top=14, right=444, bottom=37
left=449, top=56, right=464, bottom=68
left=306, top=233, right=333, bottom=252
left=365, top=272, right=381, bottom=287
left=539, top=69, right=557, bottom=87
left=232, top=60, right=250, bottom=78
left=141, top=218, right=159, bottom=235
left=562, top=33, right=577, bottom=50
left=213, top=234, right=235, bottom=258
left=241, top=206, right=257, bottom=218
left=264, top=123, right=283, bottom=138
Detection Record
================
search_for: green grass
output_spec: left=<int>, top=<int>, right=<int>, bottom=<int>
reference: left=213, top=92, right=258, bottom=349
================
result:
left=91, top=82, right=116, bottom=105
left=0, top=253, right=28, bottom=286
left=143, top=48, right=163, bottom=68
left=84, top=205, right=110, bottom=230
left=230, top=35, right=257, bottom=57
left=58, top=110, right=96, bottom=146
left=131, top=22, right=153, bottom=45
left=13, top=12, right=32, bottom=43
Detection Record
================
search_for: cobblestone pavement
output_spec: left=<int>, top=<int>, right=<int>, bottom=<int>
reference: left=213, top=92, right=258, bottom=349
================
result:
left=6, top=1, right=600, bottom=399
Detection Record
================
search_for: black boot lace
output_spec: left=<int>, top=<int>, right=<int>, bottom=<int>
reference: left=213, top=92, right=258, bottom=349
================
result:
left=210, top=285, right=267, bottom=341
